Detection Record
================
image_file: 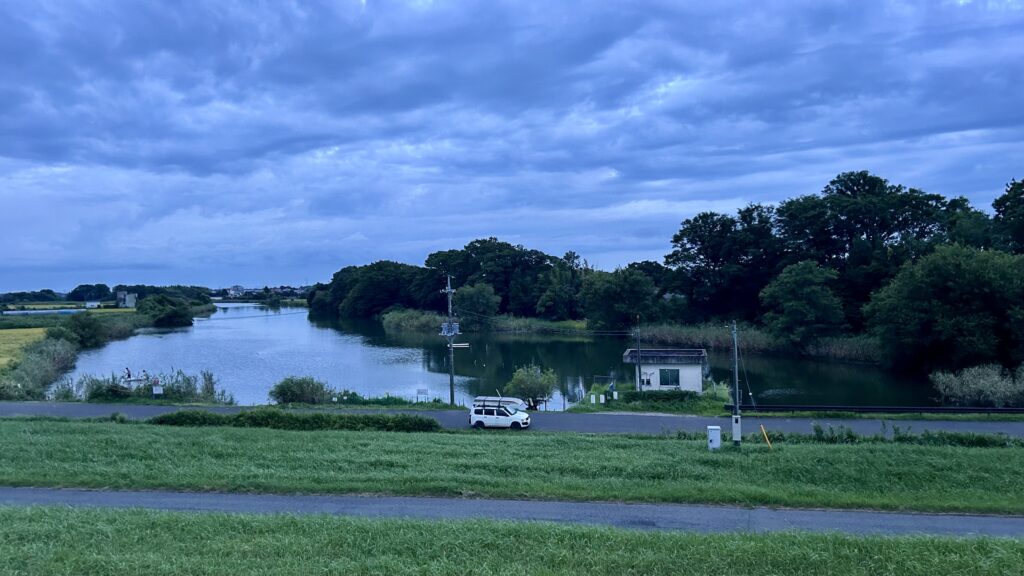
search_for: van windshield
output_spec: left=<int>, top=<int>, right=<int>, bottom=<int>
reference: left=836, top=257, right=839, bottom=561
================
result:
left=504, top=406, right=518, bottom=415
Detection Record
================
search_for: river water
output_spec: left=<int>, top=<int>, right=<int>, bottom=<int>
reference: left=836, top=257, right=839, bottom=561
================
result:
left=65, top=304, right=932, bottom=407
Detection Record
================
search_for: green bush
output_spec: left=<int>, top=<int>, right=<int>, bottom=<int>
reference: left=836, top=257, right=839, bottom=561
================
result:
left=148, top=410, right=231, bottom=427
left=66, top=313, right=106, bottom=348
left=82, top=375, right=133, bottom=401
left=44, top=326, right=81, bottom=347
left=269, top=377, right=337, bottom=404
left=149, top=409, right=441, bottom=432
left=620, top=390, right=699, bottom=403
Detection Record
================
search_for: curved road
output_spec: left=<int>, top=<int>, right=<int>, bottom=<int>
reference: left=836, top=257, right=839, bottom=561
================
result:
left=2, top=487, right=1023, bottom=537
left=3, top=401, right=1024, bottom=437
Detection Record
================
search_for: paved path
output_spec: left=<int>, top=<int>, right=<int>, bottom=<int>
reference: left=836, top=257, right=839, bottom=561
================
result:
left=2, top=487, right=1022, bottom=537
left=3, top=401, right=1024, bottom=437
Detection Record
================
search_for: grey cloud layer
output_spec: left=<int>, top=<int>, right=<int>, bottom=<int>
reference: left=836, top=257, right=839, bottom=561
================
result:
left=1, top=0, right=1022, bottom=289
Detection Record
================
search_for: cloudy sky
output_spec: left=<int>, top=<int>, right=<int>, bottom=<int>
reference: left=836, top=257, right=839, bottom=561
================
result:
left=1, top=0, right=1022, bottom=291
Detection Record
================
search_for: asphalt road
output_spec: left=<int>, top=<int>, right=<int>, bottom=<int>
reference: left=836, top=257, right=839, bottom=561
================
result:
left=2, top=487, right=1022, bottom=537
left=3, top=401, right=1024, bottom=437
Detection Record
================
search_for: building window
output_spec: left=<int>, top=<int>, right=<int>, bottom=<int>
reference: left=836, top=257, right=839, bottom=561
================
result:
left=659, top=368, right=680, bottom=388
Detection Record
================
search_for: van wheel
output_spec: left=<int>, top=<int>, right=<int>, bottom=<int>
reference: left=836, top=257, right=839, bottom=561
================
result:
left=473, top=421, right=485, bottom=429
left=511, top=422, right=522, bottom=430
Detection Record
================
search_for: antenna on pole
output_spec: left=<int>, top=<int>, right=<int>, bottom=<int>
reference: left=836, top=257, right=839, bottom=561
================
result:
left=732, top=320, right=741, bottom=447
left=635, top=314, right=642, bottom=392
left=440, top=275, right=460, bottom=406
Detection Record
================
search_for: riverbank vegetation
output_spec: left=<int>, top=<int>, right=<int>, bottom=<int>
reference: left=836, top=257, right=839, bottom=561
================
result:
left=49, top=370, right=236, bottom=405
left=6, top=508, right=1021, bottom=576
left=0, top=287, right=220, bottom=400
left=308, top=173, right=1024, bottom=380
left=3, top=419, right=1023, bottom=514
left=150, top=408, right=441, bottom=432
left=268, top=375, right=446, bottom=408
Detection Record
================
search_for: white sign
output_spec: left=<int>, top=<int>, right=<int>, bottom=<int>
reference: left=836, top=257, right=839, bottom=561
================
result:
left=152, top=385, right=164, bottom=396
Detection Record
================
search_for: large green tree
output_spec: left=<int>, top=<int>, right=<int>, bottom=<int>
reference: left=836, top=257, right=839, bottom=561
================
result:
left=993, top=179, right=1024, bottom=253
left=67, top=284, right=111, bottom=302
left=579, top=268, right=657, bottom=330
left=759, top=261, right=845, bottom=349
left=535, top=252, right=587, bottom=320
left=865, top=245, right=1024, bottom=373
left=777, top=171, right=952, bottom=328
left=665, top=204, right=782, bottom=321
left=453, top=283, right=501, bottom=330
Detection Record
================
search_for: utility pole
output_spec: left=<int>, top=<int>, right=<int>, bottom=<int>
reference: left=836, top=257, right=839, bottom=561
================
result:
left=732, top=320, right=741, bottom=447
left=635, top=314, right=642, bottom=392
left=440, top=276, right=459, bottom=406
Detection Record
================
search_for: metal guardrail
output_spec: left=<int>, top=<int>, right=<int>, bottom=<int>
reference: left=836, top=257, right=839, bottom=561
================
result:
left=724, top=404, right=1024, bottom=414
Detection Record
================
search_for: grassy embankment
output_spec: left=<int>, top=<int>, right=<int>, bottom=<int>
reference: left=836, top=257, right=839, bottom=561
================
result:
left=2, top=508, right=1021, bottom=576
left=3, top=418, right=1023, bottom=514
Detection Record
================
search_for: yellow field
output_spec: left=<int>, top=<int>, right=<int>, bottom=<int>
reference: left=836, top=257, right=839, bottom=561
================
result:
left=0, top=328, right=47, bottom=369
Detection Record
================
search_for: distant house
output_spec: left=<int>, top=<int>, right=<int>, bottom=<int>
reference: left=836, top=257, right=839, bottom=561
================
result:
left=85, top=301, right=101, bottom=309
left=227, top=285, right=246, bottom=298
left=116, top=291, right=138, bottom=308
left=622, top=348, right=709, bottom=393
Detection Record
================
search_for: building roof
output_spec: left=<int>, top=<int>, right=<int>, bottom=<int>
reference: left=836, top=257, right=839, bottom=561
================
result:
left=622, top=348, right=707, bottom=365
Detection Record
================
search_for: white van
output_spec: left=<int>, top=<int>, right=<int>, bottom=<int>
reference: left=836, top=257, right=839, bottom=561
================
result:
left=469, top=398, right=531, bottom=429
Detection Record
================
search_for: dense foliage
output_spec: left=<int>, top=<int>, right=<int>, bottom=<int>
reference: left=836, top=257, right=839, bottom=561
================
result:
left=759, top=261, right=845, bottom=349
left=149, top=408, right=442, bottom=432
left=503, top=364, right=557, bottom=409
left=0, top=289, right=62, bottom=304
left=865, top=245, right=1024, bottom=373
left=268, top=376, right=337, bottom=404
left=137, top=295, right=195, bottom=327
left=306, top=171, right=1023, bottom=375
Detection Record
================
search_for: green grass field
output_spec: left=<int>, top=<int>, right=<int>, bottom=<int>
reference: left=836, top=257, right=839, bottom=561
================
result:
left=0, top=328, right=46, bottom=369
left=2, top=419, right=1022, bottom=514
left=2, top=507, right=1021, bottom=576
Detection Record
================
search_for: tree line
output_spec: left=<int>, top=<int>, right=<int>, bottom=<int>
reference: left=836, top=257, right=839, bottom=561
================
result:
left=308, top=171, right=1024, bottom=374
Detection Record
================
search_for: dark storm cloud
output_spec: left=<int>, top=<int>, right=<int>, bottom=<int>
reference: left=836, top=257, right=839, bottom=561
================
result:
left=1, top=0, right=1023, bottom=290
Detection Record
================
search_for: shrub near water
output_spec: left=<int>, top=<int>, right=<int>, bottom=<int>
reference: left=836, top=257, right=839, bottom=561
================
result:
left=149, top=408, right=441, bottom=432
left=930, top=364, right=1024, bottom=407
left=269, top=376, right=336, bottom=404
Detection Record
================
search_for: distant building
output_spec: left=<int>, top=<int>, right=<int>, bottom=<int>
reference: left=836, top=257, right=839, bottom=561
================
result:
left=227, top=285, right=246, bottom=298
left=116, top=291, right=138, bottom=308
left=622, top=348, right=709, bottom=393
left=85, top=301, right=101, bottom=309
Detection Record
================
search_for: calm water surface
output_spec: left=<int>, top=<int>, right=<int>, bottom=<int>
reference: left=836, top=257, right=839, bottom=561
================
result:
left=66, top=304, right=932, bottom=407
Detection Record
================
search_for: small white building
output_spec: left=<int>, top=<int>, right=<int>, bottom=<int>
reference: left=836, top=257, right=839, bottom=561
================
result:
left=85, top=301, right=101, bottom=309
left=623, top=348, right=709, bottom=393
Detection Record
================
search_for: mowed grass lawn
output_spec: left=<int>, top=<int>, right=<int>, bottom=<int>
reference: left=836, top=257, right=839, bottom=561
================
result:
left=3, top=420, right=1024, bottom=514
left=0, top=328, right=46, bottom=369
left=3, top=507, right=1022, bottom=576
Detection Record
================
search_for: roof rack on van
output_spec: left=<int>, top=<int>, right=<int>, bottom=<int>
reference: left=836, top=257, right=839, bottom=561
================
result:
left=472, top=396, right=525, bottom=408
